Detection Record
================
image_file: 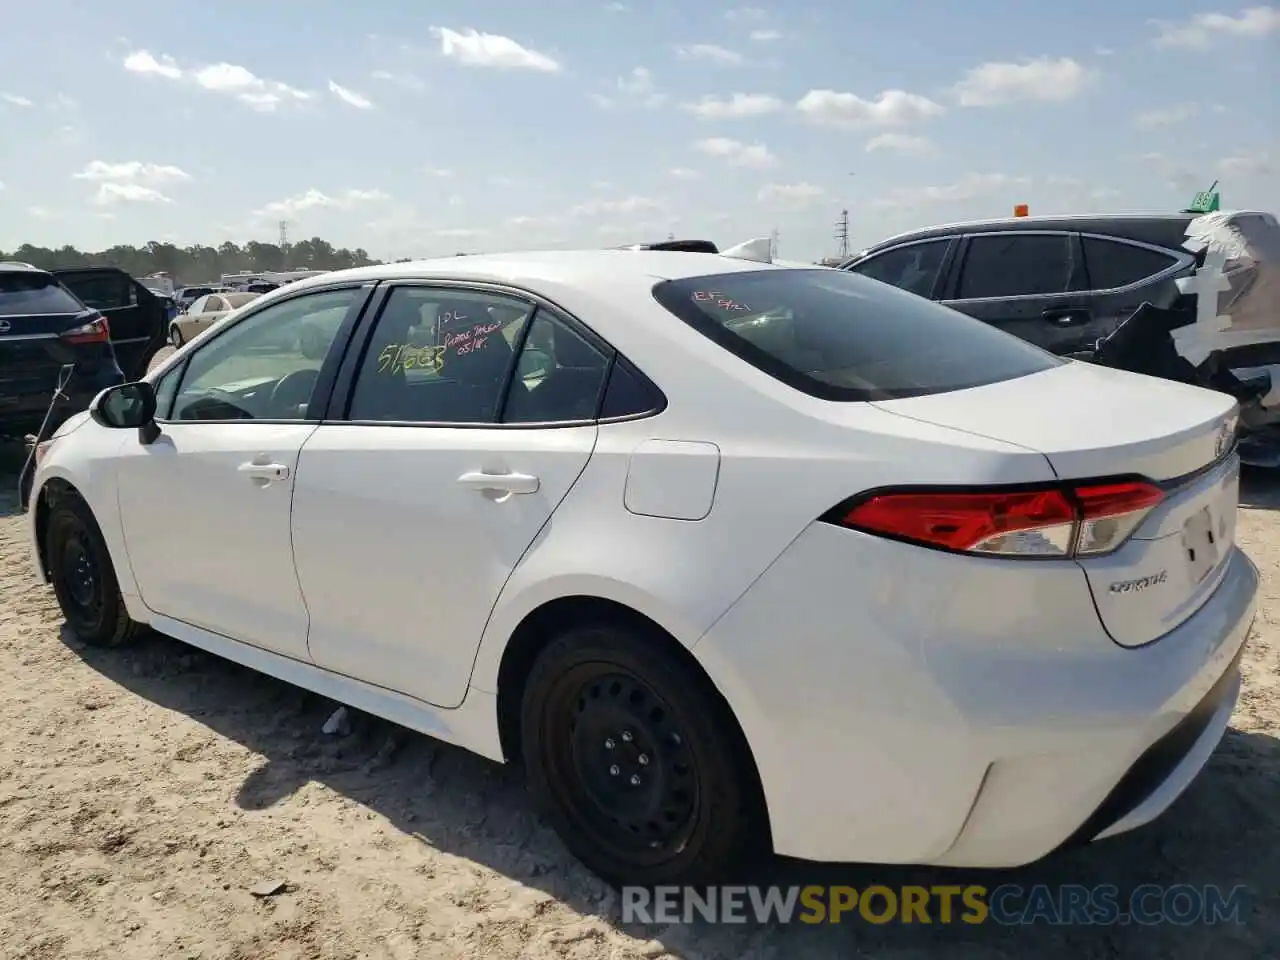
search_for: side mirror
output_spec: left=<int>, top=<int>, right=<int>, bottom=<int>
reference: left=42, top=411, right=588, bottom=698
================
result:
left=90, top=381, right=161, bottom=443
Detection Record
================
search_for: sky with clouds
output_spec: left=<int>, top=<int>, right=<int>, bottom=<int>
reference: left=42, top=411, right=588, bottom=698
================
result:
left=0, top=0, right=1276, bottom=262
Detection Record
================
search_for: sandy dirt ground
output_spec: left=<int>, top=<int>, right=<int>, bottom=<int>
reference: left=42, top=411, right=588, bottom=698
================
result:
left=0, top=440, right=1277, bottom=960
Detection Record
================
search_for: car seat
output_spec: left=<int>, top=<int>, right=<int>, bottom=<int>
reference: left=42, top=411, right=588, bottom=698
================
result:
left=349, top=296, right=421, bottom=420
left=503, top=324, right=606, bottom=422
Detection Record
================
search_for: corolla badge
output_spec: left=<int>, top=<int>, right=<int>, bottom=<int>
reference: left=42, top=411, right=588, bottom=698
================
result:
left=1109, top=570, right=1168, bottom=594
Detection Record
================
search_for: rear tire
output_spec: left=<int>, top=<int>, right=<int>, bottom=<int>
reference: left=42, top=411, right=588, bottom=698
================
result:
left=45, top=494, right=142, bottom=648
left=520, top=622, right=765, bottom=888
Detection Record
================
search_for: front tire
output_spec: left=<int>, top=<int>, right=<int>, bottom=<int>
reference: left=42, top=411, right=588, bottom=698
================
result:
left=45, top=494, right=142, bottom=648
left=521, top=623, right=765, bottom=888
left=169, top=324, right=185, bottom=347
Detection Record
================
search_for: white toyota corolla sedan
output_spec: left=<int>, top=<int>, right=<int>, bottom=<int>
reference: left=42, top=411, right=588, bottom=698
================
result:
left=26, top=249, right=1257, bottom=887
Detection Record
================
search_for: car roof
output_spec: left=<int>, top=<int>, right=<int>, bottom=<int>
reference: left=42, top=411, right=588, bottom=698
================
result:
left=0, top=261, right=48, bottom=274
left=278, top=249, right=792, bottom=299
left=850, top=211, right=1271, bottom=260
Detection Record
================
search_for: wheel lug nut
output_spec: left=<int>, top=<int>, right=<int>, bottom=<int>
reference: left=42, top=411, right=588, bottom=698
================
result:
left=637, top=754, right=649, bottom=766
left=621, top=731, right=633, bottom=743
left=630, top=774, right=641, bottom=786
left=604, top=738, right=615, bottom=750
left=609, top=764, right=620, bottom=776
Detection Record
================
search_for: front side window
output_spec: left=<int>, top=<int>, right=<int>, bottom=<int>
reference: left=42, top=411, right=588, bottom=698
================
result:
left=0, top=272, right=87, bottom=316
left=652, top=269, right=1061, bottom=401
left=170, top=287, right=360, bottom=421
left=848, top=240, right=950, bottom=298
left=347, top=286, right=533, bottom=423
left=956, top=234, right=1080, bottom=299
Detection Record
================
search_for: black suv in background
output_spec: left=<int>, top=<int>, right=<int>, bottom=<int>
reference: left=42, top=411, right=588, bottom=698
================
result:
left=0, top=263, right=168, bottom=437
left=840, top=212, right=1279, bottom=359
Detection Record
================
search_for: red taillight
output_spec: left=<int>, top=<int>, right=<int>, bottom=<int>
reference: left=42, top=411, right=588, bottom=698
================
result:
left=833, top=479, right=1165, bottom=558
left=59, top=314, right=110, bottom=345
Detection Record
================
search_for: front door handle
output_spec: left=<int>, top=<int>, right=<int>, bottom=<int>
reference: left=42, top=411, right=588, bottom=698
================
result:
left=238, top=460, right=291, bottom=482
left=456, top=470, right=540, bottom=496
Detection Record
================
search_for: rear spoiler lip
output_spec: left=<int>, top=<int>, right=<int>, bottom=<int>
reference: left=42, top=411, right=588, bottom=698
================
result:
left=718, top=237, right=837, bottom=269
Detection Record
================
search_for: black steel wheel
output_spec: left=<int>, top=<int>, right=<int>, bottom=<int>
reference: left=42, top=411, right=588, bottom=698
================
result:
left=521, top=622, right=765, bottom=887
left=45, top=494, right=141, bottom=648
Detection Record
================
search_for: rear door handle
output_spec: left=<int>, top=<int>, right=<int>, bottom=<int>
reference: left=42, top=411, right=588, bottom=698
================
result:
left=1043, top=308, right=1091, bottom=326
left=238, top=460, right=291, bottom=482
left=456, top=470, right=540, bottom=496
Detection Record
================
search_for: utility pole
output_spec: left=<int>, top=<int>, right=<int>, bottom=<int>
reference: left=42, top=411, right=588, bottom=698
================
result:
left=278, top=220, right=290, bottom=267
left=769, top=228, right=779, bottom=260
left=833, top=209, right=850, bottom=259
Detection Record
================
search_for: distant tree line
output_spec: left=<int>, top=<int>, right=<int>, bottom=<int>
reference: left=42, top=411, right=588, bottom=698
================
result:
left=0, top=237, right=381, bottom=284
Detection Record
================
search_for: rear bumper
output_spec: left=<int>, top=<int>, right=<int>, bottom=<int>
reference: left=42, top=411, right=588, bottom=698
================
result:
left=693, top=523, right=1257, bottom=867
left=0, top=367, right=124, bottom=436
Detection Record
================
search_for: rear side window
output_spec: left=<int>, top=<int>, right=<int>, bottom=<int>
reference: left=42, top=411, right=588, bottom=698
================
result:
left=0, top=272, right=87, bottom=316
left=652, top=269, right=1062, bottom=402
left=956, top=234, right=1079, bottom=299
left=60, top=272, right=136, bottom=309
left=848, top=239, right=951, bottom=298
left=1083, top=237, right=1178, bottom=290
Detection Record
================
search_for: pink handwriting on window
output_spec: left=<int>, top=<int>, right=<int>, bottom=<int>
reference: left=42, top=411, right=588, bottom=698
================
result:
left=692, top=291, right=750, bottom=311
left=444, top=320, right=503, bottom=351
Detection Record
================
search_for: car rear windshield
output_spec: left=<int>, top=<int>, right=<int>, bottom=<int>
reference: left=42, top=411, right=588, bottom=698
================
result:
left=0, top=272, right=88, bottom=317
left=651, top=268, right=1063, bottom=401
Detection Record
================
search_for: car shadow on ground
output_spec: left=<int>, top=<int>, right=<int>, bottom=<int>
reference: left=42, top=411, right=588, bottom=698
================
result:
left=1239, top=466, right=1280, bottom=510
left=63, top=625, right=1280, bottom=960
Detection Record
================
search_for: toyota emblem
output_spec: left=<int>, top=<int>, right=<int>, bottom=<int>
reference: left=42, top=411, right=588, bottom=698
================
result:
left=0, top=319, right=9, bottom=333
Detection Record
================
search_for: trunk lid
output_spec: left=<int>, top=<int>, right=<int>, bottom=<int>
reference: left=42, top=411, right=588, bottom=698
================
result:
left=871, top=360, right=1240, bottom=647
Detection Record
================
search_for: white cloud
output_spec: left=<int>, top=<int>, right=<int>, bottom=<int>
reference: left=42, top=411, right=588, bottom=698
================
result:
left=371, top=70, right=426, bottom=91
left=436, top=227, right=487, bottom=239
left=430, top=26, right=561, bottom=72
left=681, top=93, right=783, bottom=119
left=123, top=50, right=182, bottom=80
left=1134, top=103, right=1200, bottom=128
left=1095, top=46, right=1116, bottom=55
left=123, top=50, right=314, bottom=111
left=750, top=29, right=783, bottom=41
left=724, top=6, right=768, bottom=20
left=675, top=44, right=744, bottom=65
left=27, top=206, right=57, bottom=219
left=871, top=173, right=1028, bottom=209
left=591, top=67, right=666, bottom=109
left=72, top=160, right=192, bottom=184
left=604, top=2, right=628, bottom=11
left=93, top=183, right=173, bottom=206
left=694, top=137, right=777, bottom=168
left=1151, top=6, right=1280, bottom=47
left=951, top=57, right=1094, bottom=106
left=1, top=93, right=33, bottom=108
left=328, top=80, right=374, bottom=109
left=423, top=167, right=453, bottom=177
left=193, top=62, right=312, bottom=111
left=796, top=89, right=944, bottom=127
left=669, top=168, right=702, bottom=179
left=757, top=182, right=825, bottom=206
left=571, top=195, right=662, bottom=217
left=1218, top=151, right=1273, bottom=177
left=865, top=133, right=937, bottom=156
left=254, top=187, right=389, bottom=218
